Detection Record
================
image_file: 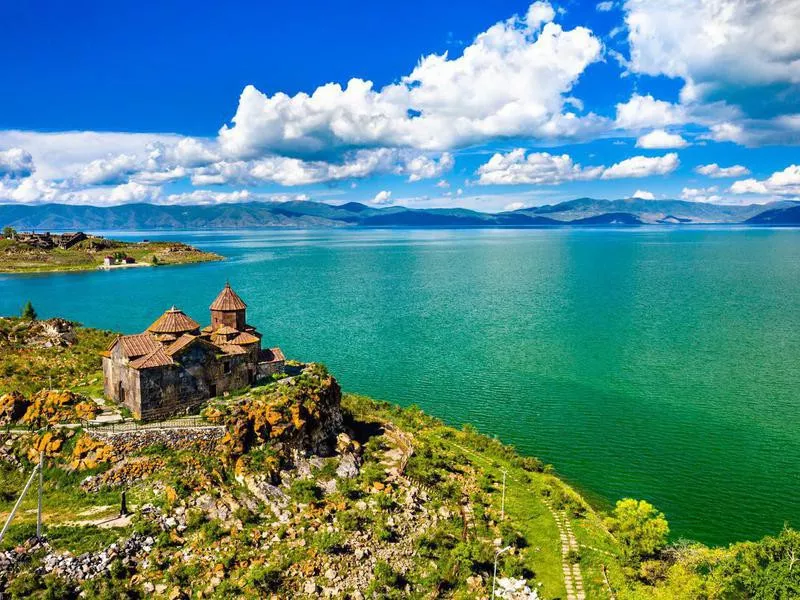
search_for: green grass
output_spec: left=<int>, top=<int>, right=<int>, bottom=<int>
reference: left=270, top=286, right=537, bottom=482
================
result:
left=341, top=393, right=627, bottom=598
left=0, top=318, right=115, bottom=396
left=0, top=237, right=222, bottom=274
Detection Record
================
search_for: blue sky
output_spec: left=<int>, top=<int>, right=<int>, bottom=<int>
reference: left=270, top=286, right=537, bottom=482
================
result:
left=0, top=0, right=797, bottom=211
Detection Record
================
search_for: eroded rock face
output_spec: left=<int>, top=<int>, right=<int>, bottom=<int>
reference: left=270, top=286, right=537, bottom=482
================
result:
left=213, top=364, right=344, bottom=464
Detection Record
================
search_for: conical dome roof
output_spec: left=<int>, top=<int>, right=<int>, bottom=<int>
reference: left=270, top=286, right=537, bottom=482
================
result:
left=147, top=306, right=200, bottom=334
left=210, top=282, right=247, bottom=311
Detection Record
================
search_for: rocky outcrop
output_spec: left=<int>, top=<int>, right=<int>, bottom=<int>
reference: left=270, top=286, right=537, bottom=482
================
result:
left=0, top=391, right=29, bottom=425
left=21, top=389, right=97, bottom=427
left=70, top=434, right=117, bottom=471
left=0, top=317, right=78, bottom=349
left=210, top=363, right=344, bottom=464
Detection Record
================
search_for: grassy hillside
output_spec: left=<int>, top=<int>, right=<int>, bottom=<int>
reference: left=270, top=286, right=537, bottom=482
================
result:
left=0, top=317, right=114, bottom=396
left=1, top=319, right=799, bottom=598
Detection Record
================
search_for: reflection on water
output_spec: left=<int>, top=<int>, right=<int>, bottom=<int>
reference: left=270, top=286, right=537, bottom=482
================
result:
left=2, top=227, right=800, bottom=545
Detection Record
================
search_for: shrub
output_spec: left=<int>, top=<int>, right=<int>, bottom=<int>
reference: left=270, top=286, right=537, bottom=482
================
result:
left=202, top=519, right=226, bottom=542
left=21, top=301, right=37, bottom=321
left=337, top=510, right=364, bottom=532
left=312, top=530, right=346, bottom=554
left=289, top=479, right=322, bottom=504
left=608, top=498, right=669, bottom=563
left=246, top=563, right=283, bottom=593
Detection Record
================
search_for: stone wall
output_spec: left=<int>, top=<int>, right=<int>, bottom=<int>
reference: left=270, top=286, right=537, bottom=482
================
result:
left=102, top=352, right=142, bottom=418
left=137, top=344, right=254, bottom=422
left=257, top=358, right=286, bottom=380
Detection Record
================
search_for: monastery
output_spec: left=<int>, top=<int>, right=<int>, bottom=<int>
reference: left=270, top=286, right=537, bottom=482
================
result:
left=102, top=283, right=284, bottom=421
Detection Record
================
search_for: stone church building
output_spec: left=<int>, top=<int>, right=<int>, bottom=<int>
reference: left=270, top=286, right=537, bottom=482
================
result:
left=102, top=283, right=285, bottom=421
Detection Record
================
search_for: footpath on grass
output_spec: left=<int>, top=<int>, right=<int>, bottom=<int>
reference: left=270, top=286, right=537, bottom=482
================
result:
left=436, top=435, right=622, bottom=600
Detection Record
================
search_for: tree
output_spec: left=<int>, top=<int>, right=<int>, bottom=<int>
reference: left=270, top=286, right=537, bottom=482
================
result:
left=2, top=226, right=16, bottom=239
left=21, top=301, right=37, bottom=321
left=609, top=498, right=669, bottom=562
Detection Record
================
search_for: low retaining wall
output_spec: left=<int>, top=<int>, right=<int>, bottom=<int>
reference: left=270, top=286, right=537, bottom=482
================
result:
left=86, top=427, right=226, bottom=455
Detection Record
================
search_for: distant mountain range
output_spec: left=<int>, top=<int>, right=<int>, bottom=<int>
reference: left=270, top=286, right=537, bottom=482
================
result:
left=1, top=198, right=798, bottom=230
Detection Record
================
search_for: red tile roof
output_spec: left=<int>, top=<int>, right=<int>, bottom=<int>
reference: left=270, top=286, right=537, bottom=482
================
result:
left=117, top=333, right=161, bottom=358
left=230, top=331, right=260, bottom=345
left=210, top=282, right=247, bottom=311
left=130, top=346, right=175, bottom=369
left=219, top=344, right=247, bottom=355
left=213, top=325, right=239, bottom=335
left=147, top=307, right=200, bottom=334
left=165, top=333, right=198, bottom=356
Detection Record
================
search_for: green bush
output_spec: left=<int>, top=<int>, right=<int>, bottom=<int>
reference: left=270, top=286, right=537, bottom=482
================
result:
left=288, top=479, right=322, bottom=504
left=202, top=519, right=226, bottom=542
left=311, top=530, right=346, bottom=554
left=245, top=563, right=283, bottom=593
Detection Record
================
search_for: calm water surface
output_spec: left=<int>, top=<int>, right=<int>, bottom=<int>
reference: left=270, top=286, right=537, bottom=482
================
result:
left=2, top=227, right=799, bottom=545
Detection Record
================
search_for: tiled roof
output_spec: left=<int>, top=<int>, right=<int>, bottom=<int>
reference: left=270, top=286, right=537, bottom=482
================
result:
left=230, top=331, right=260, bottom=345
left=261, top=347, right=285, bottom=362
left=220, top=344, right=247, bottom=355
left=210, top=283, right=247, bottom=311
left=118, top=333, right=160, bottom=358
left=201, top=325, right=214, bottom=333
left=213, top=325, right=239, bottom=335
left=130, top=346, right=175, bottom=369
left=147, top=307, right=200, bottom=334
left=152, top=333, right=178, bottom=343
left=165, top=333, right=199, bottom=356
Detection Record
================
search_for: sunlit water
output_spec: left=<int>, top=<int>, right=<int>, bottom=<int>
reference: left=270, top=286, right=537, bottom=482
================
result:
left=2, top=227, right=799, bottom=545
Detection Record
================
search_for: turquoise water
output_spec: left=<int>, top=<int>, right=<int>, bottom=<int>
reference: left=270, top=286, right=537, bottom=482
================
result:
left=2, top=227, right=799, bottom=545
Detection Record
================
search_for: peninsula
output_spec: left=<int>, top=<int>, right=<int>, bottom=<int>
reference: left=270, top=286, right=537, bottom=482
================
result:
left=0, top=228, right=221, bottom=274
left=1, top=309, right=799, bottom=598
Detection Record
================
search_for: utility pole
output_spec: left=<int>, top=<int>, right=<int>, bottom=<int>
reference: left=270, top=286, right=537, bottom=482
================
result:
left=492, top=545, right=512, bottom=598
left=0, top=462, right=40, bottom=543
left=501, top=469, right=507, bottom=521
left=37, top=451, right=44, bottom=539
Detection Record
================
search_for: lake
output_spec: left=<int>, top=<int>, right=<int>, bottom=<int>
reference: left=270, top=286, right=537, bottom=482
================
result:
left=2, top=227, right=799, bottom=545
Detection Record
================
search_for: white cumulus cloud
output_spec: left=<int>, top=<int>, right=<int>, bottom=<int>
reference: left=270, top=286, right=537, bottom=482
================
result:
left=681, top=186, right=722, bottom=202
left=615, top=94, right=685, bottom=130
left=0, top=148, right=35, bottom=179
left=76, top=154, right=140, bottom=185
left=695, top=163, right=750, bottom=178
left=601, top=152, right=679, bottom=179
left=218, top=2, right=603, bottom=156
left=372, top=190, right=393, bottom=205
left=476, top=149, right=679, bottom=184
left=636, top=129, right=688, bottom=149
left=631, top=189, right=654, bottom=199
left=730, top=165, right=800, bottom=197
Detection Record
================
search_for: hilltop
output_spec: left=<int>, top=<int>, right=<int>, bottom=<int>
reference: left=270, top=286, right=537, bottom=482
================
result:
left=1, top=199, right=797, bottom=231
left=1, top=317, right=799, bottom=598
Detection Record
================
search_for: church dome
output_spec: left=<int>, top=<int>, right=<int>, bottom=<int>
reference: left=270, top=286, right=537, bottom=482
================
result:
left=210, top=282, right=247, bottom=311
left=147, top=306, right=200, bottom=334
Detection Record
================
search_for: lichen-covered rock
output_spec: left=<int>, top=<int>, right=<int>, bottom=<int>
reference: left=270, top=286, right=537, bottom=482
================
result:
left=21, top=389, right=98, bottom=427
left=216, top=363, right=344, bottom=463
left=70, top=434, right=117, bottom=471
left=27, top=430, right=65, bottom=461
left=0, top=391, right=29, bottom=425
